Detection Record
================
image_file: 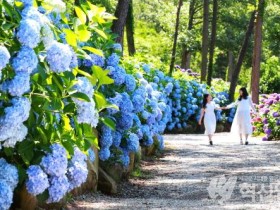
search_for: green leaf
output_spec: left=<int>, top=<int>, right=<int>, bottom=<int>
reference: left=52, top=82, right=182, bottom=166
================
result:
left=18, top=140, right=34, bottom=165
left=63, top=29, right=77, bottom=47
left=75, top=6, right=87, bottom=24
left=36, top=127, right=48, bottom=145
left=62, top=140, right=74, bottom=155
left=70, top=92, right=91, bottom=102
left=77, top=29, right=91, bottom=42
left=82, top=46, right=104, bottom=57
left=93, top=28, right=108, bottom=39
left=76, top=68, right=97, bottom=85
left=100, top=117, right=116, bottom=130
left=92, top=66, right=114, bottom=87
left=64, top=103, right=76, bottom=113
left=94, top=91, right=107, bottom=110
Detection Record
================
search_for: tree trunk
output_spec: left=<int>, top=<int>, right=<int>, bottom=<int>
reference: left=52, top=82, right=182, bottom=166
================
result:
left=227, top=51, right=234, bottom=82
left=251, top=0, right=264, bottom=104
left=181, top=51, right=192, bottom=69
left=181, top=0, right=195, bottom=69
left=229, top=11, right=256, bottom=102
left=112, top=0, right=131, bottom=45
left=201, top=0, right=209, bottom=82
left=126, top=0, right=136, bottom=56
left=206, top=0, right=218, bottom=86
left=169, top=0, right=184, bottom=76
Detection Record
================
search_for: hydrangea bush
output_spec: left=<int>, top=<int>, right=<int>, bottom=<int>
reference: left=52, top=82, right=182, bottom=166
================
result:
left=252, top=94, right=280, bottom=140
left=0, top=0, right=115, bottom=208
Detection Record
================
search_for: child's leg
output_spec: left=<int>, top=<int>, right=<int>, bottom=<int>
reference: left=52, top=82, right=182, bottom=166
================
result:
left=240, top=134, right=243, bottom=144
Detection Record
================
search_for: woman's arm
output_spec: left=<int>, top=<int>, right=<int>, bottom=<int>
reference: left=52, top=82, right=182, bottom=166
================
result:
left=249, top=96, right=257, bottom=113
left=198, top=108, right=205, bottom=125
left=225, top=100, right=238, bottom=109
left=214, top=102, right=221, bottom=110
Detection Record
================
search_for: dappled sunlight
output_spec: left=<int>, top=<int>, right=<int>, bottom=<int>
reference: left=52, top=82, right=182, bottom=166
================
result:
left=69, top=133, right=280, bottom=209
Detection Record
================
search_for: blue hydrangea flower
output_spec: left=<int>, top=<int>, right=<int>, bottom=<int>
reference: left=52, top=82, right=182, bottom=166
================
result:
left=1, top=124, right=28, bottom=148
left=107, top=93, right=122, bottom=115
left=125, top=74, right=136, bottom=92
left=99, top=147, right=110, bottom=161
left=1, top=72, right=30, bottom=96
left=135, top=72, right=143, bottom=79
left=67, top=147, right=88, bottom=191
left=17, top=19, right=40, bottom=48
left=12, top=46, right=38, bottom=74
left=47, top=175, right=69, bottom=203
left=69, top=48, right=78, bottom=69
left=126, top=133, right=139, bottom=152
left=132, top=94, right=145, bottom=113
left=119, top=92, right=134, bottom=113
left=0, top=180, right=13, bottom=210
left=112, top=131, right=122, bottom=147
left=165, top=83, right=173, bottom=94
left=117, top=112, right=134, bottom=130
left=73, top=77, right=93, bottom=98
left=88, top=148, right=95, bottom=162
left=0, top=46, right=10, bottom=70
left=108, top=66, right=126, bottom=85
left=145, top=137, right=154, bottom=146
left=46, top=41, right=72, bottom=73
left=112, top=43, right=122, bottom=52
left=75, top=101, right=99, bottom=127
left=142, top=64, right=150, bottom=73
left=40, top=144, right=68, bottom=177
left=91, top=54, right=105, bottom=67
left=0, top=158, right=18, bottom=190
left=106, top=53, right=120, bottom=66
left=100, top=125, right=113, bottom=148
left=41, top=24, right=54, bottom=49
left=21, top=6, right=44, bottom=26
left=18, top=0, right=33, bottom=7
left=0, top=97, right=31, bottom=127
left=141, top=111, right=150, bottom=120
left=120, top=149, right=130, bottom=167
left=26, top=165, right=49, bottom=196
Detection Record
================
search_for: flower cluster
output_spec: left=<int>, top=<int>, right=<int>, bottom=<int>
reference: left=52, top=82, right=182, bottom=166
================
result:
left=252, top=93, right=280, bottom=140
left=0, top=158, right=18, bottom=210
left=72, top=77, right=99, bottom=127
left=0, top=97, right=30, bottom=148
left=175, top=65, right=200, bottom=77
left=26, top=144, right=88, bottom=203
left=0, top=46, right=10, bottom=77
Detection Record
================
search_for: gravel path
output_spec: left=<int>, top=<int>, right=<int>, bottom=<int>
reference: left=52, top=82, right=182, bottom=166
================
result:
left=68, top=133, right=280, bottom=210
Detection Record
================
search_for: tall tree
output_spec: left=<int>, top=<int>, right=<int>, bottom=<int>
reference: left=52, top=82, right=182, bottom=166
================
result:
left=251, top=0, right=265, bottom=104
left=229, top=11, right=256, bottom=102
left=112, top=0, right=131, bottom=45
left=169, top=0, right=184, bottom=75
left=227, top=51, right=234, bottom=82
left=206, top=0, right=218, bottom=86
left=201, top=0, right=209, bottom=82
left=126, top=0, right=136, bottom=56
left=181, top=0, right=195, bottom=69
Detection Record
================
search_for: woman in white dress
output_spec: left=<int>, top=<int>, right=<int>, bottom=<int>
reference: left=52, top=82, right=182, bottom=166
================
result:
left=224, top=87, right=257, bottom=145
left=198, top=94, right=221, bottom=145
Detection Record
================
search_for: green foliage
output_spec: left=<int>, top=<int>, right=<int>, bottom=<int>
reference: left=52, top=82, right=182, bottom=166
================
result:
left=260, top=56, right=280, bottom=94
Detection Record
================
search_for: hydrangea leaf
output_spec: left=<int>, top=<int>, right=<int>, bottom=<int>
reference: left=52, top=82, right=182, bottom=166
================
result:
left=75, top=6, right=87, bottom=24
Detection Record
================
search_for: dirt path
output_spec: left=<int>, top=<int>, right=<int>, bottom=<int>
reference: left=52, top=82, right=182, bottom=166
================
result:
left=68, top=133, right=280, bottom=210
